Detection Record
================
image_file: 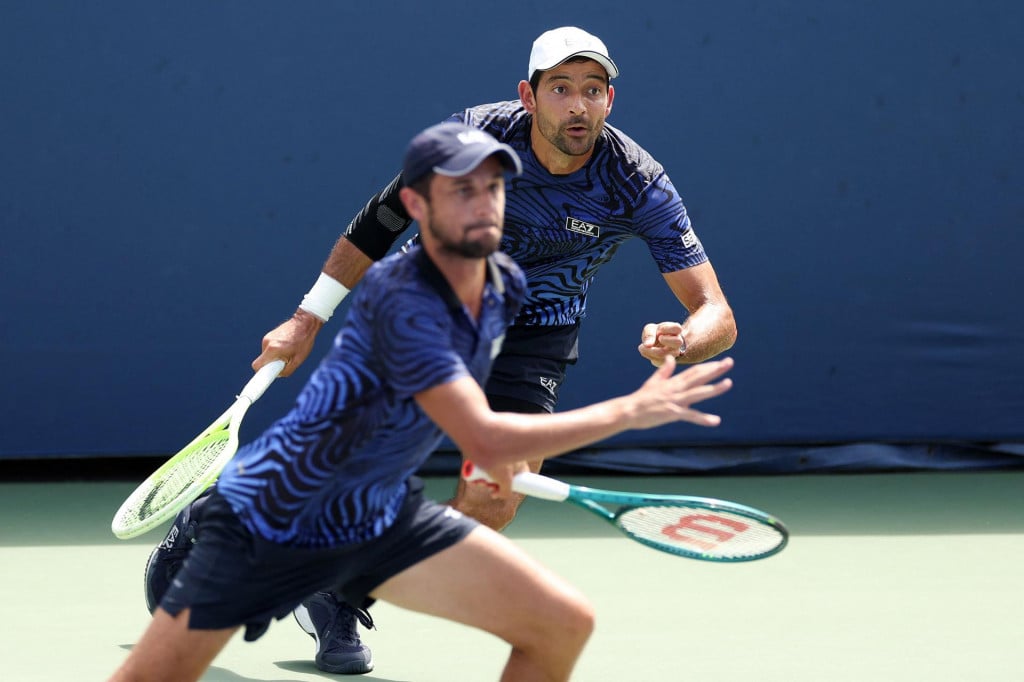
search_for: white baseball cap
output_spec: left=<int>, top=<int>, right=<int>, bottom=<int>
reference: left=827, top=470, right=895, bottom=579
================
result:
left=527, top=26, right=619, bottom=81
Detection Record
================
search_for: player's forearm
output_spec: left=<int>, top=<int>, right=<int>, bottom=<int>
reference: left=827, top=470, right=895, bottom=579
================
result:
left=298, top=174, right=410, bottom=322
left=320, top=236, right=375, bottom=289
left=466, top=397, right=637, bottom=469
left=679, top=303, right=737, bottom=363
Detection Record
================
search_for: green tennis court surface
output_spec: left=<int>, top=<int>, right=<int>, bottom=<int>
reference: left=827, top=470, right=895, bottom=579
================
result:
left=3, top=471, right=1022, bottom=681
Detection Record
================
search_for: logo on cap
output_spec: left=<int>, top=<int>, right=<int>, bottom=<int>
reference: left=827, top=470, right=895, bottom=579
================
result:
left=457, top=129, right=494, bottom=147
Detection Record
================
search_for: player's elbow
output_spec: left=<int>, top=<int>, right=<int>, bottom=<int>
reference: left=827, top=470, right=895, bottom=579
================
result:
left=714, top=304, right=738, bottom=353
left=724, top=314, right=738, bottom=350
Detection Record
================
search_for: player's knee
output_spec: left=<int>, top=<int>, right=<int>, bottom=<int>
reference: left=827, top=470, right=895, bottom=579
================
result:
left=560, top=594, right=596, bottom=646
left=549, top=603, right=594, bottom=657
left=520, top=591, right=595, bottom=656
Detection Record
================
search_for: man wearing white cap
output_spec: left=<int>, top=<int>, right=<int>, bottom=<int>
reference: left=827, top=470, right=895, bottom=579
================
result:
left=257, top=26, right=737, bottom=672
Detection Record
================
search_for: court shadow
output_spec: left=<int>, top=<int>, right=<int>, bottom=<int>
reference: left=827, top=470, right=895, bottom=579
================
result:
left=274, top=659, right=408, bottom=682
left=202, top=666, right=303, bottom=682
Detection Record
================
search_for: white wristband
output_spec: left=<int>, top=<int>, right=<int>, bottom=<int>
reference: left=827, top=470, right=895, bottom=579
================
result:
left=299, top=273, right=350, bottom=322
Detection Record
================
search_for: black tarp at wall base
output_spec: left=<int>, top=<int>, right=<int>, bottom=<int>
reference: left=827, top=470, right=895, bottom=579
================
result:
left=422, top=442, right=1024, bottom=476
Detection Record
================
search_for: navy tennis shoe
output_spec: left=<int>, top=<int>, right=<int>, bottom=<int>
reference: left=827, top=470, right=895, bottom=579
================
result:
left=293, top=592, right=374, bottom=675
left=143, top=489, right=211, bottom=613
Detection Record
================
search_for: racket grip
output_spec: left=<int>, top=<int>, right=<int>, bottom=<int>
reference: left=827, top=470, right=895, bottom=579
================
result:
left=238, top=360, right=286, bottom=403
left=461, top=462, right=571, bottom=501
left=461, top=461, right=500, bottom=494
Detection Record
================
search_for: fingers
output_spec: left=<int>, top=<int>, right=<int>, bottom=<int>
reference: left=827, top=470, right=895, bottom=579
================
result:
left=640, top=322, right=683, bottom=346
left=253, top=334, right=295, bottom=376
left=674, top=407, right=723, bottom=427
left=253, top=349, right=294, bottom=377
left=678, top=376, right=733, bottom=405
left=463, top=461, right=516, bottom=499
left=252, top=316, right=321, bottom=377
left=639, top=321, right=685, bottom=366
left=662, top=382, right=730, bottom=428
left=640, top=323, right=659, bottom=346
left=487, top=464, right=517, bottom=499
left=638, top=343, right=671, bottom=367
left=646, top=355, right=733, bottom=389
left=672, top=356, right=734, bottom=388
left=664, top=358, right=734, bottom=425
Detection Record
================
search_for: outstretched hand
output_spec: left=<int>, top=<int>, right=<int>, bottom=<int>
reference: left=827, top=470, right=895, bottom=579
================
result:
left=251, top=310, right=323, bottom=377
left=628, top=355, right=734, bottom=430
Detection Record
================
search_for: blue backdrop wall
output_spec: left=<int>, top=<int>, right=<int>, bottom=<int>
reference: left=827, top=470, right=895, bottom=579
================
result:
left=2, top=2, right=1022, bottom=469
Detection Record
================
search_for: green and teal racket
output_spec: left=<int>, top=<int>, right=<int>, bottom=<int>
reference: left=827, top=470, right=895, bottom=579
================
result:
left=462, top=462, right=788, bottom=562
left=111, top=360, right=285, bottom=539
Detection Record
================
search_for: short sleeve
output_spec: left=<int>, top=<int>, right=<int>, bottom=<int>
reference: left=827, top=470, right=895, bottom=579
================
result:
left=369, top=289, right=469, bottom=396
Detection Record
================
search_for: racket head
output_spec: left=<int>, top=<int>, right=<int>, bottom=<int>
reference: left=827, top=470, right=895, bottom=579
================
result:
left=608, top=499, right=788, bottom=562
left=111, top=407, right=241, bottom=539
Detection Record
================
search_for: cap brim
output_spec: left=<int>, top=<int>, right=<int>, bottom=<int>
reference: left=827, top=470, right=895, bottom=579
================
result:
left=433, top=144, right=522, bottom=178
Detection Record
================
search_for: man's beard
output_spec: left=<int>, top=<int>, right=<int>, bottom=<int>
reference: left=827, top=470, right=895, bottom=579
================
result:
left=426, top=210, right=501, bottom=259
left=539, top=115, right=600, bottom=157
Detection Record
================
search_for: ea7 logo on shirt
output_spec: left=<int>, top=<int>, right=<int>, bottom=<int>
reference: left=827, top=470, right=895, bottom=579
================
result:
left=565, top=217, right=600, bottom=238
left=540, top=377, right=559, bottom=396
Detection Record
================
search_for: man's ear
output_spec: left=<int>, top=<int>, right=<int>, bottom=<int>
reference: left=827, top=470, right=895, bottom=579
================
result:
left=518, top=80, right=536, bottom=113
left=399, top=186, right=427, bottom=223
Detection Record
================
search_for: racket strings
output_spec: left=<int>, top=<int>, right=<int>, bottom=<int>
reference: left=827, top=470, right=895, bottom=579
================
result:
left=124, top=436, right=229, bottom=519
left=617, top=505, right=785, bottom=560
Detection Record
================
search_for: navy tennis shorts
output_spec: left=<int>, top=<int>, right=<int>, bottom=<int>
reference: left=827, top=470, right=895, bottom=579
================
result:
left=485, top=323, right=579, bottom=413
left=159, top=477, right=477, bottom=641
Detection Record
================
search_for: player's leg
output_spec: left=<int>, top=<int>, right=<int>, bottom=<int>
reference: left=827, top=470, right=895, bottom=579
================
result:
left=448, top=393, right=548, bottom=530
left=148, top=488, right=372, bottom=674
left=373, top=525, right=594, bottom=682
left=109, top=608, right=236, bottom=682
left=146, top=483, right=370, bottom=675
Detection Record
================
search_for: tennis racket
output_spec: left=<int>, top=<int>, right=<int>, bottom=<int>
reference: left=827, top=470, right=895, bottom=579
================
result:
left=111, top=360, right=286, bottom=539
left=462, top=462, right=788, bottom=562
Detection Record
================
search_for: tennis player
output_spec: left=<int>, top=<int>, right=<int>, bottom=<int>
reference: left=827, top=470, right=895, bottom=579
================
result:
left=257, top=26, right=736, bottom=530
left=253, top=26, right=739, bottom=672
left=115, top=122, right=734, bottom=682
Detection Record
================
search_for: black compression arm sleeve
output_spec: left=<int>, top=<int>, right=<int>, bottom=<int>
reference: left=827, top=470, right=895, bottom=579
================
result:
left=342, top=173, right=413, bottom=261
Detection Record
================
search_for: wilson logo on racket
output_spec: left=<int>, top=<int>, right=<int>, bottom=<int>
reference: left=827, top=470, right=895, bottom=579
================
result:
left=661, top=513, right=749, bottom=551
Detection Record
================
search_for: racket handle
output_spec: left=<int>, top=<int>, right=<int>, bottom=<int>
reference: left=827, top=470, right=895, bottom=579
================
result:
left=238, top=360, right=286, bottom=404
left=461, top=462, right=571, bottom=502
